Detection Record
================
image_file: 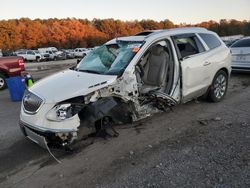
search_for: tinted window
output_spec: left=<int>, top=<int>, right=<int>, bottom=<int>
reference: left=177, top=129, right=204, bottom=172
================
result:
left=231, top=38, right=250, bottom=48
left=174, top=35, right=205, bottom=58
left=199, top=33, right=221, bottom=49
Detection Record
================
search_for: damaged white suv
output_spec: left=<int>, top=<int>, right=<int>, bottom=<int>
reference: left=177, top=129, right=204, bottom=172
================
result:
left=20, top=27, right=231, bottom=148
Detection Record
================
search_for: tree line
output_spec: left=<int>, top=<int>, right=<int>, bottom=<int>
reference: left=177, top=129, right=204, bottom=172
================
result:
left=0, top=18, right=249, bottom=50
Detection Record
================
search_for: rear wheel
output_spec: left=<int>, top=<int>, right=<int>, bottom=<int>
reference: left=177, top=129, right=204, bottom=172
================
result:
left=207, top=70, right=228, bottom=102
left=0, top=73, right=7, bottom=90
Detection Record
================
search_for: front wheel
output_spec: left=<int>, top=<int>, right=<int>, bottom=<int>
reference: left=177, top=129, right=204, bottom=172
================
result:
left=0, top=73, right=7, bottom=90
left=207, top=70, right=228, bottom=102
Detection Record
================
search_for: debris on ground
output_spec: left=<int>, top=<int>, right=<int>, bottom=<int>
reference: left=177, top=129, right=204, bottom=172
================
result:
left=213, top=116, right=222, bottom=121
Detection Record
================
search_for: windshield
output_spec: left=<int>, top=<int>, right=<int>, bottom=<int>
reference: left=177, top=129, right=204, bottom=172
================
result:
left=77, top=40, right=144, bottom=75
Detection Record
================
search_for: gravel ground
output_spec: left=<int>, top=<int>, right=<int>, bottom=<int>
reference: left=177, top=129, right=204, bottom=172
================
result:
left=0, top=71, right=249, bottom=188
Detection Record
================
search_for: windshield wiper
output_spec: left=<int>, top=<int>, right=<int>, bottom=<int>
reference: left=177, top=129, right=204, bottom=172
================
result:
left=78, top=69, right=101, bottom=74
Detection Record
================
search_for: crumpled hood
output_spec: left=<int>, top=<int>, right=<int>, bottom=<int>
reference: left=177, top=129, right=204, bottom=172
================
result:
left=30, top=70, right=117, bottom=103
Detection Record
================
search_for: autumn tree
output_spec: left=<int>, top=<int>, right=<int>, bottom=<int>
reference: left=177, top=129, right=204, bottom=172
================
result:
left=0, top=18, right=249, bottom=51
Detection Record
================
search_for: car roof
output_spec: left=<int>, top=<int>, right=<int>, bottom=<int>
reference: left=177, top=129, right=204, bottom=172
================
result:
left=106, top=27, right=210, bottom=44
left=240, top=36, right=250, bottom=40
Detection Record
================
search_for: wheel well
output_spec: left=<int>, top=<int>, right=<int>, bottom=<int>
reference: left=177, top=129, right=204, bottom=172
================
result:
left=218, top=68, right=229, bottom=76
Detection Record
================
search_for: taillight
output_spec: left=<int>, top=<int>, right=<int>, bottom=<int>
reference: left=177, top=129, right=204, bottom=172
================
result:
left=18, top=59, right=25, bottom=66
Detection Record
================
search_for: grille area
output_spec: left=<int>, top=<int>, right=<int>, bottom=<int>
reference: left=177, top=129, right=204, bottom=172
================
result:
left=23, top=91, right=43, bottom=114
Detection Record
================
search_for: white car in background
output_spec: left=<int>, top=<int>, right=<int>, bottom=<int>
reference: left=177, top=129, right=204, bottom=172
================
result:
left=45, top=50, right=58, bottom=61
left=230, top=37, right=250, bottom=71
left=20, top=27, right=231, bottom=149
left=16, top=50, right=42, bottom=62
left=74, top=48, right=89, bottom=58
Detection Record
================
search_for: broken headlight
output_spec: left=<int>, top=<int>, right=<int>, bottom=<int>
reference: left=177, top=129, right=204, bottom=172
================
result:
left=46, top=103, right=82, bottom=121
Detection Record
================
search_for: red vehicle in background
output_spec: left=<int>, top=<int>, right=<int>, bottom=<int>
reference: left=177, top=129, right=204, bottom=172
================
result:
left=0, top=56, right=25, bottom=90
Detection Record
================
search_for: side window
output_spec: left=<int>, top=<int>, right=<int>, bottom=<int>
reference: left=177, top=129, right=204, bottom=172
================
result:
left=174, top=35, right=205, bottom=59
left=199, top=33, right=221, bottom=50
left=27, top=51, right=33, bottom=55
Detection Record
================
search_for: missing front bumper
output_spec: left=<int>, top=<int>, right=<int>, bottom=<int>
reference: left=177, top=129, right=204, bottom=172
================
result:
left=19, top=120, right=76, bottom=148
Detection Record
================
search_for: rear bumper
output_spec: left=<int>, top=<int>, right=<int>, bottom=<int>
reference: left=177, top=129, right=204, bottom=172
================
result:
left=232, top=66, right=250, bottom=72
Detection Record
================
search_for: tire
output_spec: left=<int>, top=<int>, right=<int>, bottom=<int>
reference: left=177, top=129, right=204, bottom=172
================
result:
left=36, top=57, right=41, bottom=62
left=207, top=70, right=228, bottom=102
left=0, top=73, right=7, bottom=90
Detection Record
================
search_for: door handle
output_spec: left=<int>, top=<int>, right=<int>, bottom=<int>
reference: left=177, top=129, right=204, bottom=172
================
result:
left=203, top=62, right=211, bottom=66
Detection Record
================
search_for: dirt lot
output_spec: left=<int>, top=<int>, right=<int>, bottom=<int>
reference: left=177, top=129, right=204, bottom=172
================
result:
left=0, top=67, right=249, bottom=188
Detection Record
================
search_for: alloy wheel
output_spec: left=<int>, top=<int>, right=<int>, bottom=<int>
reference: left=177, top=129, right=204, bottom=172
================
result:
left=0, top=77, right=5, bottom=89
left=213, top=74, right=227, bottom=100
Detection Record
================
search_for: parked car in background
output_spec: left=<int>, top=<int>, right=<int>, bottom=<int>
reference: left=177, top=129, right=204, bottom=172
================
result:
left=38, top=49, right=57, bottom=61
left=74, top=48, right=88, bottom=57
left=61, top=49, right=75, bottom=59
left=221, top=35, right=244, bottom=47
left=19, top=27, right=231, bottom=149
left=56, top=51, right=67, bottom=60
left=0, top=56, right=25, bottom=90
left=47, top=50, right=58, bottom=60
left=36, top=51, right=50, bottom=61
left=16, top=50, right=42, bottom=62
left=3, top=50, right=17, bottom=57
left=230, top=37, right=250, bottom=71
left=38, top=47, right=59, bottom=54
left=224, top=39, right=239, bottom=47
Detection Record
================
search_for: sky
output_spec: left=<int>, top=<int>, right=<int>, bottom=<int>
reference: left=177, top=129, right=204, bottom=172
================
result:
left=0, top=0, right=249, bottom=24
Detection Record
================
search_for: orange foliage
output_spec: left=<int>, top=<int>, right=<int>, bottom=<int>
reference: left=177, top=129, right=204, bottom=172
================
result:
left=0, top=18, right=249, bottom=50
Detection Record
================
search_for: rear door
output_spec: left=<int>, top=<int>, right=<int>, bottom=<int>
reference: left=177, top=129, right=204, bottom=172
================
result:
left=172, top=33, right=210, bottom=102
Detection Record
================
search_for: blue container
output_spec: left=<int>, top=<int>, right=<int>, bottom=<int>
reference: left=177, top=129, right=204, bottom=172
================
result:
left=6, top=76, right=26, bottom=102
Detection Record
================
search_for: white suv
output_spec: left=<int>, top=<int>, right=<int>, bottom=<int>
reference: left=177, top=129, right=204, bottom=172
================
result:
left=17, top=50, right=42, bottom=62
left=74, top=48, right=89, bottom=57
left=20, top=27, right=231, bottom=148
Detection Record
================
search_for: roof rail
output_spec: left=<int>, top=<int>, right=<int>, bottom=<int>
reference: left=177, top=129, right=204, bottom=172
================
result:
left=135, top=27, right=208, bottom=38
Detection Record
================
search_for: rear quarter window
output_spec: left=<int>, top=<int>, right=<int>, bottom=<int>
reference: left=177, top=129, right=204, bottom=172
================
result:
left=231, top=39, right=250, bottom=48
left=199, top=33, right=221, bottom=50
